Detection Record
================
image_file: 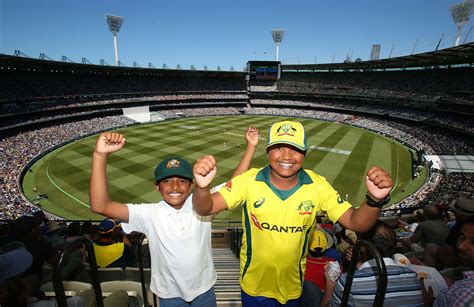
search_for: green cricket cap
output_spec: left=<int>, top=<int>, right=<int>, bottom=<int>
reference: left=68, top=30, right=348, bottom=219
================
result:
left=154, top=157, right=193, bottom=183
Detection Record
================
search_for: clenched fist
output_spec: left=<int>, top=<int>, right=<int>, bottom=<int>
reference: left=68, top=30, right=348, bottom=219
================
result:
left=365, top=166, right=393, bottom=201
left=193, top=155, right=217, bottom=189
left=94, top=132, right=126, bottom=155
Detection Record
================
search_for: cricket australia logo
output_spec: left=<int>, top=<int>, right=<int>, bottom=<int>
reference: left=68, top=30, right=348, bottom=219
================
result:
left=276, top=124, right=297, bottom=137
left=253, top=197, right=265, bottom=208
left=297, top=200, right=315, bottom=215
left=166, top=159, right=180, bottom=168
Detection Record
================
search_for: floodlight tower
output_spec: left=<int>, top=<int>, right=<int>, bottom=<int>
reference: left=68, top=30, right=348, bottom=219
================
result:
left=450, top=1, right=472, bottom=46
left=271, top=29, right=285, bottom=61
left=106, top=14, right=124, bottom=66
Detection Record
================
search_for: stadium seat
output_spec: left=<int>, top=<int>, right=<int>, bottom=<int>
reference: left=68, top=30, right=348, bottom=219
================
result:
left=101, top=280, right=144, bottom=307
left=125, top=267, right=151, bottom=285
left=40, top=280, right=93, bottom=298
left=98, top=267, right=126, bottom=282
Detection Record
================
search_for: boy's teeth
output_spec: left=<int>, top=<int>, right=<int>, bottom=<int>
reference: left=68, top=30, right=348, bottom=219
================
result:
left=280, top=163, right=292, bottom=169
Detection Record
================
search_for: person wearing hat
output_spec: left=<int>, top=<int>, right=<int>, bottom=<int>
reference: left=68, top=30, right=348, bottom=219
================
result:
left=90, top=128, right=259, bottom=306
left=193, top=120, right=393, bottom=306
left=304, top=227, right=340, bottom=289
left=421, top=215, right=474, bottom=306
left=92, top=218, right=132, bottom=268
left=426, top=197, right=474, bottom=268
left=301, top=228, right=340, bottom=306
left=0, top=242, right=34, bottom=306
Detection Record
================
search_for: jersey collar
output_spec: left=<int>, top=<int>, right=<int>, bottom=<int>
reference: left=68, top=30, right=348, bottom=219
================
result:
left=255, top=165, right=313, bottom=201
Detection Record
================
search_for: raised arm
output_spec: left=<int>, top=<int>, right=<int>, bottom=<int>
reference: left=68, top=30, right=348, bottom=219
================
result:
left=337, top=166, right=393, bottom=233
left=90, top=132, right=130, bottom=222
left=192, top=155, right=229, bottom=216
left=231, top=126, right=259, bottom=178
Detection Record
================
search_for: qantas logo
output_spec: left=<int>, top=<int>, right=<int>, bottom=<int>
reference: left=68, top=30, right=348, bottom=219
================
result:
left=250, top=214, right=307, bottom=233
left=251, top=214, right=262, bottom=230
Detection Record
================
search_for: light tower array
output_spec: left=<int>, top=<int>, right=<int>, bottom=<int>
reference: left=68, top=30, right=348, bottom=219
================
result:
left=450, top=1, right=472, bottom=46
left=105, top=14, right=124, bottom=66
left=271, top=29, right=285, bottom=61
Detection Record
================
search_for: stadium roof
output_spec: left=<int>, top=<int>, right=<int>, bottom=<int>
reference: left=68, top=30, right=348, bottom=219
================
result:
left=1, top=42, right=473, bottom=74
left=281, top=42, right=474, bottom=71
left=0, top=53, right=244, bottom=77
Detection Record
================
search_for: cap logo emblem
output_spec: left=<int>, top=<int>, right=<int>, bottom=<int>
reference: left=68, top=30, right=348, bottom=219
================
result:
left=276, top=124, right=296, bottom=137
left=166, top=159, right=180, bottom=168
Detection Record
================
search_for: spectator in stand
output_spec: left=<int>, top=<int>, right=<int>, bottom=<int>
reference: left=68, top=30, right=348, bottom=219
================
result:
left=321, top=221, right=424, bottom=306
left=0, top=241, right=34, bottom=307
left=302, top=228, right=339, bottom=306
left=64, top=221, right=81, bottom=247
left=92, top=218, right=133, bottom=268
left=421, top=216, right=474, bottom=306
left=401, top=205, right=449, bottom=265
left=79, top=221, right=92, bottom=239
left=7, top=216, right=58, bottom=281
left=428, top=197, right=474, bottom=268
left=45, top=221, right=66, bottom=250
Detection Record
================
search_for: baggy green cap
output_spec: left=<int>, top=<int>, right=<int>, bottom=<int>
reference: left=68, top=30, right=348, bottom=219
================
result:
left=154, top=157, right=193, bottom=183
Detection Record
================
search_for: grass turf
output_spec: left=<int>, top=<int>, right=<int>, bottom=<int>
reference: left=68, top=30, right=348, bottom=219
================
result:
left=21, top=115, right=425, bottom=221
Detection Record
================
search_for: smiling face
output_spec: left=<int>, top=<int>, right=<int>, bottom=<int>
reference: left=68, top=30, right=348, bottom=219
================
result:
left=267, top=144, right=305, bottom=187
left=457, top=222, right=474, bottom=267
left=156, top=177, right=193, bottom=210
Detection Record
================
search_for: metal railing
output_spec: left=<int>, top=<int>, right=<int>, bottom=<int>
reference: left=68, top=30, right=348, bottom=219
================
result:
left=340, top=239, right=388, bottom=307
left=52, top=237, right=104, bottom=307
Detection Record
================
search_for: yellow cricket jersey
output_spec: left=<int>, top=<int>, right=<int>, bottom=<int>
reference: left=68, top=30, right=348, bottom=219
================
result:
left=218, top=166, right=352, bottom=304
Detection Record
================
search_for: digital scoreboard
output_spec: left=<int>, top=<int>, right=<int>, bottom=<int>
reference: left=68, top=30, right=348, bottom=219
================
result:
left=247, top=61, right=281, bottom=81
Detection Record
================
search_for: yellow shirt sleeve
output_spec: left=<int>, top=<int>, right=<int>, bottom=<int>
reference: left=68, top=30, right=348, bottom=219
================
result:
left=218, top=170, right=251, bottom=210
left=317, top=176, right=352, bottom=223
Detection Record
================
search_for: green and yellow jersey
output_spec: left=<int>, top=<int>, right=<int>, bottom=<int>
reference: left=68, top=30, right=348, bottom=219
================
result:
left=218, top=166, right=352, bottom=304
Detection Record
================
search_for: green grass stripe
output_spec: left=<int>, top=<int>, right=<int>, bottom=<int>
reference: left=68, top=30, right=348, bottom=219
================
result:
left=20, top=115, right=419, bottom=220
left=332, top=131, right=376, bottom=204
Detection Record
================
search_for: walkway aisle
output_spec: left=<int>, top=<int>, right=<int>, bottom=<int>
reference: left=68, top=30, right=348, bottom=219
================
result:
left=213, top=248, right=242, bottom=307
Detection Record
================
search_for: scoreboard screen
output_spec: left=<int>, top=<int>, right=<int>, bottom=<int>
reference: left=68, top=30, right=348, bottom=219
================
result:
left=247, top=61, right=280, bottom=81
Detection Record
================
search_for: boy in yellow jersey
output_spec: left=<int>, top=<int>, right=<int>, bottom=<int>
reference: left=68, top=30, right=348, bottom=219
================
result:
left=192, top=120, right=393, bottom=306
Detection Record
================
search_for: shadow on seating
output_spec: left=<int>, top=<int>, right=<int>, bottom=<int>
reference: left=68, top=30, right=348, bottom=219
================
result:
left=101, top=280, right=144, bottom=307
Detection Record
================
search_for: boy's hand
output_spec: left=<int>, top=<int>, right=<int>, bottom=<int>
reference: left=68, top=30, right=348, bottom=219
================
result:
left=323, top=263, right=337, bottom=292
left=95, top=132, right=126, bottom=155
left=193, top=155, right=217, bottom=189
left=365, top=166, right=393, bottom=201
left=245, top=126, right=259, bottom=147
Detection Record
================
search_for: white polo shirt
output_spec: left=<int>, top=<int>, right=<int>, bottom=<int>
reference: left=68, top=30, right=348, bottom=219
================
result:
left=122, top=195, right=216, bottom=301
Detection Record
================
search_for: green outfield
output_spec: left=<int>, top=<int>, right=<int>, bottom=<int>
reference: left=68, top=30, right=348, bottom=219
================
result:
left=21, top=115, right=426, bottom=221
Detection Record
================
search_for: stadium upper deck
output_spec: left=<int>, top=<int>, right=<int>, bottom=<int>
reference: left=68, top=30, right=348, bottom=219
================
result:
left=281, top=42, right=474, bottom=71
left=0, top=43, right=472, bottom=137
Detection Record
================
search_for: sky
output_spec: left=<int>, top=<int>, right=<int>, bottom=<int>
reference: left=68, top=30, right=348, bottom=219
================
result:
left=1, top=0, right=473, bottom=71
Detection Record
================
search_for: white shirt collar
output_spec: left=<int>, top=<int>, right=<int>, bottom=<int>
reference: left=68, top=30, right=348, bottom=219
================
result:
left=161, top=195, right=193, bottom=216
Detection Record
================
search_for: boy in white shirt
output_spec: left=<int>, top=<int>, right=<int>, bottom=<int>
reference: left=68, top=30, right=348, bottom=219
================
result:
left=90, top=127, right=259, bottom=306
